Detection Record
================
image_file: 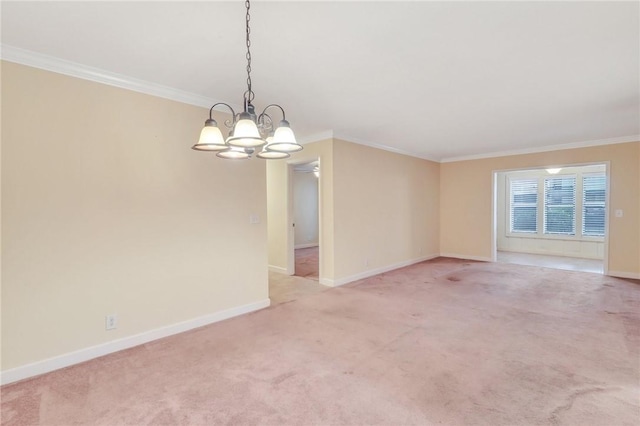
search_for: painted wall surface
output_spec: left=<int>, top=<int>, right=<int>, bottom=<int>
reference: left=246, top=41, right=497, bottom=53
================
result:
left=440, top=142, right=640, bottom=277
left=293, top=171, right=319, bottom=248
left=496, top=165, right=605, bottom=259
left=266, top=159, right=287, bottom=270
left=332, top=139, right=440, bottom=280
left=1, top=62, right=269, bottom=371
left=266, top=138, right=440, bottom=285
left=266, top=161, right=287, bottom=270
left=266, top=139, right=334, bottom=280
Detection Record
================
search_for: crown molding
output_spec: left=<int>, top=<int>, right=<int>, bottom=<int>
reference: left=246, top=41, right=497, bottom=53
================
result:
left=440, top=135, right=640, bottom=163
left=0, top=44, right=240, bottom=112
left=332, top=132, right=440, bottom=163
left=2, top=45, right=636, bottom=163
left=298, top=130, right=334, bottom=145
left=297, top=129, right=440, bottom=162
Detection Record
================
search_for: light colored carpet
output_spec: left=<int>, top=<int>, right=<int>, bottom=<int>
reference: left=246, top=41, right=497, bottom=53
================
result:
left=294, top=246, right=319, bottom=280
left=2, top=257, right=639, bottom=425
left=269, top=270, right=326, bottom=305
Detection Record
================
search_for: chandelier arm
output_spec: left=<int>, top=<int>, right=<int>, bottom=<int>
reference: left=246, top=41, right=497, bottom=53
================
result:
left=209, top=103, right=237, bottom=128
left=258, top=104, right=287, bottom=122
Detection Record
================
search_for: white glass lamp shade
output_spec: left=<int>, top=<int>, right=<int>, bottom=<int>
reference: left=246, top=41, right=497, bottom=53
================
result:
left=268, top=120, right=303, bottom=153
left=192, top=119, right=228, bottom=151
left=256, top=132, right=289, bottom=159
left=217, top=146, right=250, bottom=160
left=256, top=130, right=291, bottom=160
left=227, top=113, right=265, bottom=148
left=257, top=148, right=290, bottom=159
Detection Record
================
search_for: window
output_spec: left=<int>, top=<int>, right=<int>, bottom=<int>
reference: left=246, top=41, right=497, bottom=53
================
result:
left=582, top=174, right=606, bottom=236
left=544, top=176, right=576, bottom=235
left=510, top=179, right=538, bottom=233
left=506, top=168, right=606, bottom=240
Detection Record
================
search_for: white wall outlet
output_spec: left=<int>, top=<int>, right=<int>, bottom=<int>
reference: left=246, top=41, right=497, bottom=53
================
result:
left=365, top=259, right=370, bottom=267
left=105, top=314, right=118, bottom=330
left=615, top=209, right=623, bottom=218
left=249, top=214, right=260, bottom=224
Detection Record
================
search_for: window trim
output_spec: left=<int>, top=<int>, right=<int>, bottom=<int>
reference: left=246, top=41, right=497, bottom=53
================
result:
left=581, top=172, right=607, bottom=237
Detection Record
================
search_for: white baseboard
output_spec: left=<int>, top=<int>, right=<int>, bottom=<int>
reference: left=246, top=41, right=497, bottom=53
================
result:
left=294, top=243, right=319, bottom=249
left=439, top=253, right=493, bottom=262
left=268, top=265, right=288, bottom=274
left=319, top=278, right=334, bottom=287
left=330, top=254, right=440, bottom=287
left=497, top=248, right=603, bottom=261
left=0, top=298, right=270, bottom=386
left=607, top=270, right=640, bottom=280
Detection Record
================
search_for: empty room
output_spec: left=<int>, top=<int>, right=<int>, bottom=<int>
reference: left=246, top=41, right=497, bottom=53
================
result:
left=1, top=1, right=639, bottom=425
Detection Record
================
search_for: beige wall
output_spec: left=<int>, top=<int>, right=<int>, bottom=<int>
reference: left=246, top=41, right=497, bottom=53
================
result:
left=1, top=61, right=269, bottom=371
left=267, top=139, right=440, bottom=285
left=332, top=140, right=440, bottom=280
left=293, top=171, right=319, bottom=248
left=440, top=142, right=640, bottom=276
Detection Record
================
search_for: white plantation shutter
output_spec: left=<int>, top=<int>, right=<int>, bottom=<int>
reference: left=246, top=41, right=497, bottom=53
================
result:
left=510, top=179, right=538, bottom=233
left=544, top=176, right=576, bottom=235
left=582, top=174, right=606, bottom=236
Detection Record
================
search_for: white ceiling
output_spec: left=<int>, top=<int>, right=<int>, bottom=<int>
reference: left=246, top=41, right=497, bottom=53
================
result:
left=2, top=1, right=638, bottom=161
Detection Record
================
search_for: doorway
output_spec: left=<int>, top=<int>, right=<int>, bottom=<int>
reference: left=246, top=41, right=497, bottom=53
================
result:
left=291, top=160, right=320, bottom=280
left=492, top=162, right=609, bottom=274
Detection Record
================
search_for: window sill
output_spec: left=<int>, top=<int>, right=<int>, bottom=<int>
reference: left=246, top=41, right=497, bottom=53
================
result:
left=506, top=233, right=604, bottom=243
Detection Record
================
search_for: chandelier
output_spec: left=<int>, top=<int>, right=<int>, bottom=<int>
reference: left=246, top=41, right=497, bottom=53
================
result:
left=192, top=0, right=303, bottom=160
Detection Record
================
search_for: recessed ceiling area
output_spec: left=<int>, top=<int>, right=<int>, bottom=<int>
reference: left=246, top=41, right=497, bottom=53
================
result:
left=1, top=1, right=638, bottom=161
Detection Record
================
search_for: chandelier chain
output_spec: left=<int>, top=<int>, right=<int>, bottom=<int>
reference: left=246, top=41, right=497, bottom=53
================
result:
left=245, top=0, right=254, bottom=104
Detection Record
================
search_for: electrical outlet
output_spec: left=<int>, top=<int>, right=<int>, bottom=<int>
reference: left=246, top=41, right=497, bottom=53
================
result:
left=365, top=259, right=369, bottom=267
left=249, top=214, right=260, bottom=224
left=105, top=314, right=118, bottom=330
